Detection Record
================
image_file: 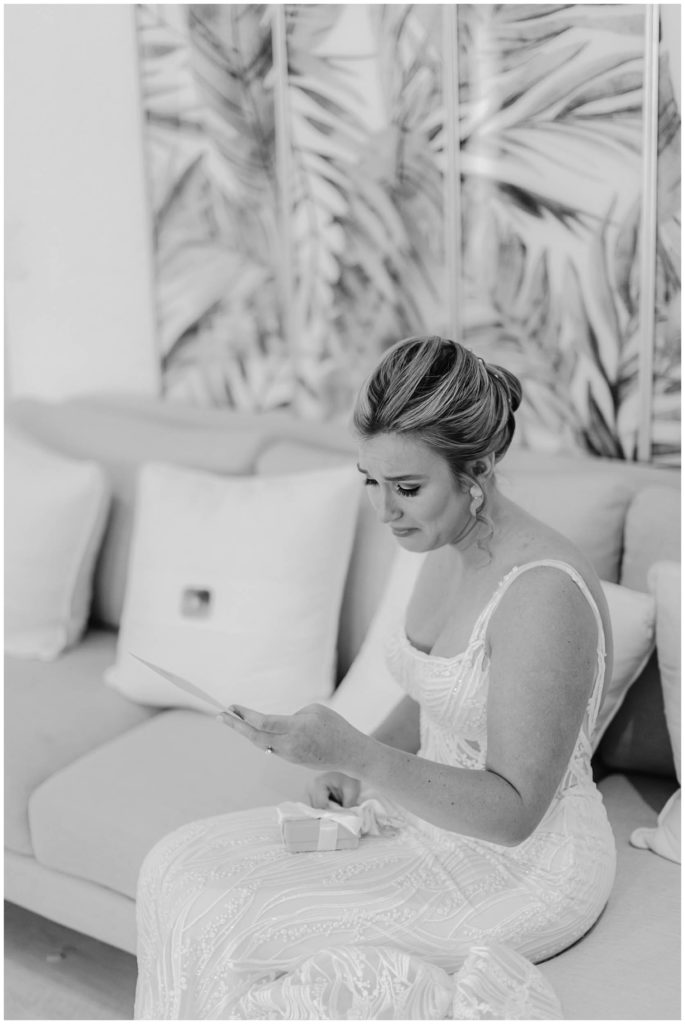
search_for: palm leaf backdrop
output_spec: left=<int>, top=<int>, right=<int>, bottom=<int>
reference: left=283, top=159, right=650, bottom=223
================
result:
left=136, top=3, right=680, bottom=463
left=455, top=3, right=679, bottom=461
left=138, top=4, right=291, bottom=409
left=283, top=3, right=448, bottom=414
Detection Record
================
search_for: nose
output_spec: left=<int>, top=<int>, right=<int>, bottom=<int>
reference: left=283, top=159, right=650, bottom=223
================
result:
left=375, top=486, right=401, bottom=524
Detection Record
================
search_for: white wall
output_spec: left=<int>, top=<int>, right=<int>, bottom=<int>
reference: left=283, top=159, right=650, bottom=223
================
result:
left=5, top=4, right=160, bottom=400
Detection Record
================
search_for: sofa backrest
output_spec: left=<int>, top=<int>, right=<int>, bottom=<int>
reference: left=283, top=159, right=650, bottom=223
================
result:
left=597, top=485, right=680, bottom=778
left=6, top=395, right=355, bottom=628
left=7, top=394, right=680, bottom=779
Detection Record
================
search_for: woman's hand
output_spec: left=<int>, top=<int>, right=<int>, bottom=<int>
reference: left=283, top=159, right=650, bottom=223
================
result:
left=307, top=772, right=362, bottom=809
left=216, top=702, right=366, bottom=775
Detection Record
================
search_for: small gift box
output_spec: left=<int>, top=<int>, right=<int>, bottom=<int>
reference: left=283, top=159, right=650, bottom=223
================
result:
left=277, top=801, right=361, bottom=853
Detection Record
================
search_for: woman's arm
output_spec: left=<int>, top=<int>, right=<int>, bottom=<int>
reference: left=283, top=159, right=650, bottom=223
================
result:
left=221, top=568, right=599, bottom=846
left=305, top=697, right=420, bottom=807
left=350, top=568, right=599, bottom=844
left=371, top=695, right=420, bottom=753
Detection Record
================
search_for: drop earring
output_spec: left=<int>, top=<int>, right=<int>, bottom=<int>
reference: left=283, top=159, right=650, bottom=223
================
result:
left=469, top=484, right=484, bottom=517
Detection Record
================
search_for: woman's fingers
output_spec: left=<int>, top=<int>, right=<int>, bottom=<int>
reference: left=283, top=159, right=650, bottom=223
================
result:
left=307, top=772, right=361, bottom=809
left=307, top=778, right=332, bottom=809
left=218, top=705, right=289, bottom=739
left=217, top=705, right=317, bottom=763
left=306, top=773, right=339, bottom=808
left=340, top=775, right=362, bottom=807
left=215, top=711, right=259, bottom=745
left=227, top=706, right=288, bottom=734
left=218, top=703, right=351, bottom=771
left=216, top=707, right=287, bottom=754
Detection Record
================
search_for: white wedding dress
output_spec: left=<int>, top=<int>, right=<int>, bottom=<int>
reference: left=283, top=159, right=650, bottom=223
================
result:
left=134, top=560, right=616, bottom=1019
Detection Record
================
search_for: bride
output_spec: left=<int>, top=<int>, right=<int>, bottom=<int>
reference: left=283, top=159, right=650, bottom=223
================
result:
left=134, top=336, right=616, bottom=1019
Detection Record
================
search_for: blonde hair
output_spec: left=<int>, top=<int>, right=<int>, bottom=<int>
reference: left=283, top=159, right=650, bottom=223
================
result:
left=353, top=335, right=523, bottom=545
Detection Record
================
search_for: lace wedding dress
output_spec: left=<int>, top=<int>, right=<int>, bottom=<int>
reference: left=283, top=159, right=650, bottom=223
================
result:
left=135, top=560, right=616, bottom=1019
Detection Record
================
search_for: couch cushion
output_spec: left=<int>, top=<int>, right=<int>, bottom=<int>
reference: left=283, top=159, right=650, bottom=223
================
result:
left=8, top=395, right=679, bottom=637
left=5, top=397, right=359, bottom=628
left=600, top=536, right=680, bottom=783
left=4, top=629, right=156, bottom=855
left=629, top=562, right=681, bottom=864
left=105, top=461, right=360, bottom=713
left=255, top=440, right=397, bottom=679
left=649, top=561, right=681, bottom=783
left=28, top=709, right=313, bottom=899
left=598, top=655, right=676, bottom=778
left=538, top=773, right=680, bottom=1020
left=498, top=471, right=633, bottom=582
left=5, top=398, right=271, bottom=629
left=5, top=428, right=110, bottom=659
left=503, top=445, right=680, bottom=494
left=621, top=486, right=681, bottom=592
left=603, top=487, right=680, bottom=774
left=31, top=732, right=680, bottom=1020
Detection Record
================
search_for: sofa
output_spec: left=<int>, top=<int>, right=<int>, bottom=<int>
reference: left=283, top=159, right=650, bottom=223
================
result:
left=5, top=394, right=681, bottom=1020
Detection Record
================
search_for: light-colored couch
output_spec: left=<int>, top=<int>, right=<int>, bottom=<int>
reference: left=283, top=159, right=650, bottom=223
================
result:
left=5, top=394, right=681, bottom=1020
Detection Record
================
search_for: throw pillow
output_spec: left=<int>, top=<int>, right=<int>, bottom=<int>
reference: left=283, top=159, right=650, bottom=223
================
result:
left=327, top=548, right=423, bottom=732
left=591, top=581, right=656, bottom=749
left=5, top=429, right=110, bottom=660
left=330, top=550, right=656, bottom=748
left=647, top=561, right=681, bottom=779
left=620, top=487, right=681, bottom=592
left=255, top=439, right=397, bottom=681
left=630, top=561, right=681, bottom=864
left=498, top=472, right=633, bottom=582
left=630, top=789, right=681, bottom=864
left=106, top=461, right=360, bottom=714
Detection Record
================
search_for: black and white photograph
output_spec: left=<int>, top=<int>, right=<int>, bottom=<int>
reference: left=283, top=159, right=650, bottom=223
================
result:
left=4, top=3, right=681, bottom=1020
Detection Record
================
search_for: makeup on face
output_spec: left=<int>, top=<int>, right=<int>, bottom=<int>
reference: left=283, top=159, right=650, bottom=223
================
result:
left=357, top=434, right=472, bottom=551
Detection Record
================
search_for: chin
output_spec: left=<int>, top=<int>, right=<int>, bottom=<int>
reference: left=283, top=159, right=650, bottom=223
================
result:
left=392, top=530, right=429, bottom=551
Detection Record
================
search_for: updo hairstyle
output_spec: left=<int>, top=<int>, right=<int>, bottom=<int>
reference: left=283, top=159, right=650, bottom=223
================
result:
left=353, top=335, right=523, bottom=544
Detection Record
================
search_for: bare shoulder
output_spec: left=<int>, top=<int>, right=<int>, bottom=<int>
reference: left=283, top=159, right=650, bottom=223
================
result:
left=492, top=562, right=596, bottom=631
left=488, top=558, right=610, bottom=684
left=499, top=504, right=613, bottom=656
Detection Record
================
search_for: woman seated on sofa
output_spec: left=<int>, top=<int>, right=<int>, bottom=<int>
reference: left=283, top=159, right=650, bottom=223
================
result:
left=134, top=336, right=617, bottom=1020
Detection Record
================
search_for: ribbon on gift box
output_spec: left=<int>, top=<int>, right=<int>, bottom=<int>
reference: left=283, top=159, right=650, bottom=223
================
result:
left=316, top=818, right=341, bottom=851
left=277, top=801, right=361, bottom=847
left=276, top=798, right=403, bottom=849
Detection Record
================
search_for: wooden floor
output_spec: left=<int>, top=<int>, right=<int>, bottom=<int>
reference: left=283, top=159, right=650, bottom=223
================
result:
left=4, top=902, right=137, bottom=1020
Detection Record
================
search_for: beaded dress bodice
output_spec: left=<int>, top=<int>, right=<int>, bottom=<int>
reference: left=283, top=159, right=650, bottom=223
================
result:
left=386, top=560, right=606, bottom=815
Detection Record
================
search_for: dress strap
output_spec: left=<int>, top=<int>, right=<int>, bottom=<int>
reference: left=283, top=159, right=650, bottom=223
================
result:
left=473, top=560, right=607, bottom=732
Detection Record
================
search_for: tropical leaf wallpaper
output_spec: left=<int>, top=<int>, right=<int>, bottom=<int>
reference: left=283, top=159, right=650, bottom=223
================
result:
left=136, top=3, right=680, bottom=463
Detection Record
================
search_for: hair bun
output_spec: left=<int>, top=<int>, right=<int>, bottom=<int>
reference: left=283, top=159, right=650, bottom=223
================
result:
left=353, top=336, right=523, bottom=466
left=487, top=362, right=522, bottom=415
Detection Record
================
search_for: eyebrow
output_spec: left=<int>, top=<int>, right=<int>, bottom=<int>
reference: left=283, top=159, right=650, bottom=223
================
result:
left=356, top=463, right=427, bottom=482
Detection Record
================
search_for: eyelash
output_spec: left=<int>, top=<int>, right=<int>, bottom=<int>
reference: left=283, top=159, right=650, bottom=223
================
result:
left=363, top=479, right=420, bottom=497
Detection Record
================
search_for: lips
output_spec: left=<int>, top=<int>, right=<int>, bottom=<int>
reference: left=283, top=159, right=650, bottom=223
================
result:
left=391, top=527, right=417, bottom=536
